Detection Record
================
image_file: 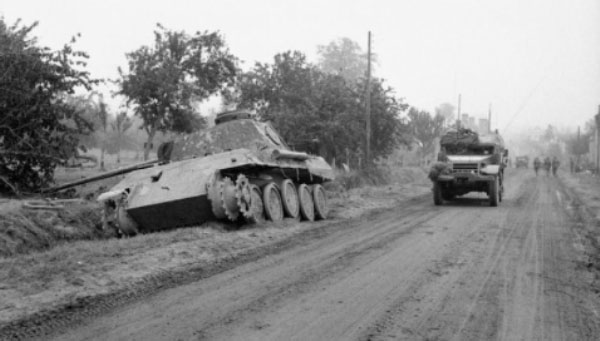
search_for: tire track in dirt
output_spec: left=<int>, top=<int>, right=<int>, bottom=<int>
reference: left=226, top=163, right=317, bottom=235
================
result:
left=358, top=171, right=600, bottom=341
left=497, top=179, right=545, bottom=341
left=449, top=174, right=599, bottom=341
left=356, top=170, right=535, bottom=341
left=216, top=207, right=489, bottom=341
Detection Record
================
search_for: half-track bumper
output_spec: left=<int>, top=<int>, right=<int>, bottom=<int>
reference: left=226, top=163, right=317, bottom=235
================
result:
left=437, top=172, right=495, bottom=183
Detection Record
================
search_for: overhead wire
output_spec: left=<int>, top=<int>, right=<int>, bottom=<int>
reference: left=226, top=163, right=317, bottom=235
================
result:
left=502, top=52, right=558, bottom=133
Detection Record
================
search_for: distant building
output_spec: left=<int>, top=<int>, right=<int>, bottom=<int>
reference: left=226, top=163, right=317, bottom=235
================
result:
left=478, top=118, right=489, bottom=134
left=461, top=114, right=469, bottom=127
left=458, top=113, right=494, bottom=134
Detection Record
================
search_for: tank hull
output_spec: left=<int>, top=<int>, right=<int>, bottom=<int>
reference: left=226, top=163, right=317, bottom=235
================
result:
left=127, top=195, right=212, bottom=231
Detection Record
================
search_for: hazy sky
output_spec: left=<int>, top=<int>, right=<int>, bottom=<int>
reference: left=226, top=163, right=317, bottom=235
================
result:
left=2, top=0, right=599, bottom=133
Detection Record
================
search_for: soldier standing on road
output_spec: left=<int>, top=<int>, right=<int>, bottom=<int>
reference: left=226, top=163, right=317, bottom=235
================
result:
left=552, top=156, right=560, bottom=176
left=533, top=157, right=542, bottom=176
left=544, top=157, right=552, bottom=176
left=570, top=157, right=574, bottom=173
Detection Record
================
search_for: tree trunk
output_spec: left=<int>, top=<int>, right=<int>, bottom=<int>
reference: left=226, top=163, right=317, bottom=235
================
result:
left=100, top=146, right=106, bottom=171
left=116, top=133, right=121, bottom=164
left=144, top=127, right=156, bottom=161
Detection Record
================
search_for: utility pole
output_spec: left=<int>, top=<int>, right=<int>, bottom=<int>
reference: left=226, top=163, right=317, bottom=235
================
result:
left=595, top=105, right=600, bottom=174
left=488, top=103, right=492, bottom=133
left=365, top=31, right=372, bottom=167
left=577, top=125, right=581, bottom=171
left=457, top=94, right=462, bottom=129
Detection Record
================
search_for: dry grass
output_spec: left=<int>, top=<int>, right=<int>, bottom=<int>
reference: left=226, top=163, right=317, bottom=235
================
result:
left=328, top=165, right=429, bottom=192
left=0, top=201, right=112, bottom=257
left=562, top=172, right=600, bottom=221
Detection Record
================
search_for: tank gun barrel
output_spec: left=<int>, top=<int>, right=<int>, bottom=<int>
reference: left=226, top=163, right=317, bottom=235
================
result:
left=44, top=159, right=160, bottom=193
left=272, top=149, right=310, bottom=161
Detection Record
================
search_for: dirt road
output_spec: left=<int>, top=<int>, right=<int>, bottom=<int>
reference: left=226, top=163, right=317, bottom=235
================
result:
left=51, top=169, right=600, bottom=340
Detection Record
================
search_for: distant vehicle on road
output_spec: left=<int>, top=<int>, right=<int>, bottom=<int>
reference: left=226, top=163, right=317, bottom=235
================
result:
left=429, top=128, right=508, bottom=207
left=515, top=156, right=529, bottom=168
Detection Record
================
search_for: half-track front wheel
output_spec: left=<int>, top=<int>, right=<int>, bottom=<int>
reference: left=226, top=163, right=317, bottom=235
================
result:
left=298, top=184, right=315, bottom=221
left=246, top=184, right=265, bottom=224
left=280, top=179, right=300, bottom=219
left=433, top=182, right=443, bottom=206
left=489, top=176, right=499, bottom=207
left=499, top=174, right=504, bottom=202
left=312, top=184, right=328, bottom=220
left=263, top=182, right=284, bottom=221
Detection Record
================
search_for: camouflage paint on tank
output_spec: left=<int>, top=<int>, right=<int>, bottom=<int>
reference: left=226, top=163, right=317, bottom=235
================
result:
left=98, top=114, right=334, bottom=232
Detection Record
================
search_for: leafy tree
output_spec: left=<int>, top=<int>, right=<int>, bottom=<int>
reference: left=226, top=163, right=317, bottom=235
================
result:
left=407, top=107, right=445, bottom=161
left=67, top=93, right=111, bottom=169
left=238, top=51, right=318, bottom=142
left=108, top=111, right=133, bottom=163
left=118, top=24, right=237, bottom=160
left=65, top=94, right=100, bottom=149
left=92, top=93, right=109, bottom=169
left=238, top=50, right=408, bottom=166
left=0, top=19, right=97, bottom=195
left=542, top=124, right=555, bottom=142
left=317, top=37, right=374, bottom=82
left=366, top=79, right=411, bottom=159
left=566, top=133, right=589, bottom=156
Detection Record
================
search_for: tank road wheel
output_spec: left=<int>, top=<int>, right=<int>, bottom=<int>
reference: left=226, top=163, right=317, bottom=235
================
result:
left=207, top=174, right=227, bottom=220
left=489, top=176, right=499, bottom=207
left=262, top=183, right=284, bottom=222
left=280, top=179, right=300, bottom=219
left=221, top=177, right=241, bottom=221
left=298, top=184, right=315, bottom=221
left=433, top=182, right=443, bottom=206
left=246, top=184, right=265, bottom=224
left=312, top=184, right=328, bottom=220
left=235, top=174, right=253, bottom=221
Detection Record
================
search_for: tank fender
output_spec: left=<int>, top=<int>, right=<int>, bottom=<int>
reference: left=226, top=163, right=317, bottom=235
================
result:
left=481, top=164, right=500, bottom=175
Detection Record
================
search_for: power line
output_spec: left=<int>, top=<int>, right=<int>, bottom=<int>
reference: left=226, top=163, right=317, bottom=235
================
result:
left=365, top=31, right=371, bottom=167
left=503, top=53, right=558, bottom=133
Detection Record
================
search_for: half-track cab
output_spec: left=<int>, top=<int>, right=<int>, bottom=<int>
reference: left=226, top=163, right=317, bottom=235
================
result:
left=429, top=128, right=507, bottom=206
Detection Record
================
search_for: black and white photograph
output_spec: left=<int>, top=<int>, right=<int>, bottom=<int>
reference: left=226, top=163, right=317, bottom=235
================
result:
left=1, top=0, right=600, bottom=340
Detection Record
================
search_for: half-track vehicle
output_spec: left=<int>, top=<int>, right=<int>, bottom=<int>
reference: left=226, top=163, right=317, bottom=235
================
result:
left=429, top=128, right=508, bottom=207
left=515, top=155, right=529, bottom=168
left=96, top=110, right=334, bottom=235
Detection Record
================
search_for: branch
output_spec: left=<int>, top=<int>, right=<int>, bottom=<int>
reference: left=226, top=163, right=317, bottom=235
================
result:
left=0, top=150, right=63, bottom=162
left=0, top=174, right=20, bottom=197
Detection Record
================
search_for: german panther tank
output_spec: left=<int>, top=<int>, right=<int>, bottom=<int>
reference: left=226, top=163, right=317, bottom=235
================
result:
left=97, top=110, right=334, bottom=235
